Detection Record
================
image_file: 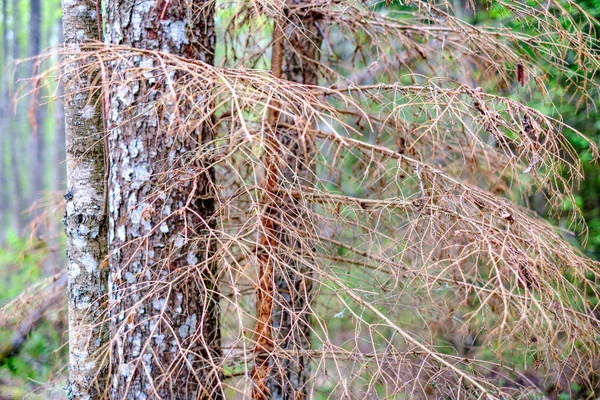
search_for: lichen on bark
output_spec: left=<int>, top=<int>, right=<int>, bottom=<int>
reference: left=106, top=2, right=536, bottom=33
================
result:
left=105, top=1, right=221, bottom=398
left=62, top=0, right=108, bottom=397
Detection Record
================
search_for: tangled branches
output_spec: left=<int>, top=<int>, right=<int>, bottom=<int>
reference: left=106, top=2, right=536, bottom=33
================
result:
left=9, top=0, right=600, bottom=398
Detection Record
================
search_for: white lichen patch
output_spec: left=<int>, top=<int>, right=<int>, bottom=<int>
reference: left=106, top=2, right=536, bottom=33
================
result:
left=153, top=333, right=166, bottom=351
left=71, top=262, right=81, bottom=278
left=173, top=234, right=185, bottom=248
left=159, top=222, right=169, bottom=233
left=121, top=165, right=134, bottom=182
left=119, top=362, right=134, bottom=378
left=165, top=20, right=189, bottom=49
left=178, top=313, right=197, bottom=340
left=128, top=138, right=143, bottom=159
left=80, top=105, right=96, bottom=120
left=76, top=297, right=91, bottom=310
left=116, top=84, right=134, bottom=107
left=131, top=332, right=142, bottom=357
left=174, top=292, right=183, bottom=314
left=73, top=235, right=88, bottom=249
left=186, top=251, right=198, bottom=265
left=71, top=349, right=90, bottom=366
left=152, top=297, right=166, bottom=310
left=109, top=176, right=122, bottom=214
left=79, top=253, right=97, bottom=273
left=124, top=271, right=136, bottom=284
left=127, top=193, right=138, bottom=210
left=76, top=29, right=86, bottom=41
left=140, top=58, right=156, bottom=83
left=117, top=225, right=126, bottom=242
left=77, top=223, right=90, bottom=236
left=131, top=165, right=151, bottom=189
left=130, top=203, right=144, bottom=224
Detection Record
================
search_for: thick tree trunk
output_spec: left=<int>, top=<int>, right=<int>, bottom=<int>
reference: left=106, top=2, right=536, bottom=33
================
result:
left=61, top=0, right=108, bottom=397
left=105, top=1, right=221, bottom=398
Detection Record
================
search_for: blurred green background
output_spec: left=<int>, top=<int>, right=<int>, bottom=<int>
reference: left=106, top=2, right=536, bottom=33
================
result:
left=1, top=0, right=600, bottom=398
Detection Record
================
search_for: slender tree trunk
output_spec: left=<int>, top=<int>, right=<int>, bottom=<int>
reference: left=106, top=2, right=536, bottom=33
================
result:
left=9, top=0, right=24, bottom=234
left=105, top=1, right=221, bottom=398
left=54, top=19, right=66, bottom=194
left=0, top=0, right=8, bottom=236
left=29, top=0, right=44, bottom=216
left=270, top=6, right=322, bottom=398
left=61, top=0, right=108, bottom=397
left=254, top=2, right=322, bottom=399
left=47, top=18, right=67, bottom=275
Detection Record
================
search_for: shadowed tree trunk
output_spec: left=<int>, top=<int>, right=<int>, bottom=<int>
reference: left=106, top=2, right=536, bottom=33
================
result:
left=253, top=2, right=323, bottom=399
left=61, top=0, right=108, bottom=397
left=105, top=1, right=221, bottom=398
left=269, top=3, right=322, bottom=399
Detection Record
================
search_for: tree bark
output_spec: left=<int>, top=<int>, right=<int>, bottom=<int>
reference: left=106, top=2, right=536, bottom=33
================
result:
left=269, top=3, right=322, bottom=397
left=105, top=1, right=221, bottom=398
left=61, top=0, right=108, bottom=397
left=253, top=2, right=322, bottom=399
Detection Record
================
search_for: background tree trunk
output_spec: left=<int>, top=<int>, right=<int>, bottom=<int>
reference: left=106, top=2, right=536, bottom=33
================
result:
left=268, top=2, right=323, bottom=398
left=0, top=0, right=8, bottom=237
left=28, top=0, right=44, bottom=219
left=61, top=0, right=108, bottom=397
left=9, top=0, right=24, bottom=234
left=105, top=1, right=221, bottom=398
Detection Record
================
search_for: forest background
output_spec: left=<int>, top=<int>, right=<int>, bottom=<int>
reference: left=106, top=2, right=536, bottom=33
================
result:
left=2, top=0, right=600, bottom=398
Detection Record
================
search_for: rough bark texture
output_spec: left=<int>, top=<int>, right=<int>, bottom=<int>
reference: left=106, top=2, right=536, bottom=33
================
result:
left=105, top=1, right=221, bottom=398
left=252, top=23, right=284, bottom=400
left=62, top=0, right=108, bottom=398
left=268, top=3, right=322, bottom=397
left=253, top=2, right=322, bottom=399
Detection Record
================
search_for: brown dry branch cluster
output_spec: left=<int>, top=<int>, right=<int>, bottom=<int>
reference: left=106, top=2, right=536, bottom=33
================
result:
left=5, top=0, right=600, bottom=398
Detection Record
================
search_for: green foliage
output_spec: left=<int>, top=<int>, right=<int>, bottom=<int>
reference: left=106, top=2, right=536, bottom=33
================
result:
left=0, top=232, right=44, bottom=301
left=0, top=233, right=66, bottom=394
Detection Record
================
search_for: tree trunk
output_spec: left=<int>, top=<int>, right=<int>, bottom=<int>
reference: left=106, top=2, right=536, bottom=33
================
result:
left=54, top=19, right=66, bottom=194
left=254, top=2, right=323, bottom=399
left=9, top=0, right=24, bottom=234
left=47, top=18, right=67, bottom=275
left=270, top=5, right=322, bottom=398
left=61, top=0, right=108, bottom=397
left=29, top=0, right=44, bottom=217
left=105, top=1, right=221, bottom=398
left=0, top=0, right=8, bottom=236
